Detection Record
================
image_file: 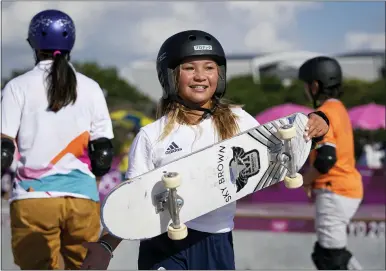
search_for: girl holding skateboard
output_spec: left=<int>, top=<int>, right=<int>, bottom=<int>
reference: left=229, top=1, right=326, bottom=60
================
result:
left=81, top=30, right=330, bottom=270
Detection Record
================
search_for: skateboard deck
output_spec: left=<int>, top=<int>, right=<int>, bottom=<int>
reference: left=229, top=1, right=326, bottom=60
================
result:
left=101, top=112, right=312, bottom=240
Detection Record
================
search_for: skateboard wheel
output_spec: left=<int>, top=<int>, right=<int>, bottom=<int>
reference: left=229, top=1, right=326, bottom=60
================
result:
left=167, top=223, right=188, bottom=240
left=284, top=173, right=303, bottom=189
left=162, top=172, right=181, bottom=189
left=278, top=126, right=296, bottom=140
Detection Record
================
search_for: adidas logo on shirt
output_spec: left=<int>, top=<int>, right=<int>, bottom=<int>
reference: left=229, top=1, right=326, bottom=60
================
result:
left=165, top=142, right=182, bottom=154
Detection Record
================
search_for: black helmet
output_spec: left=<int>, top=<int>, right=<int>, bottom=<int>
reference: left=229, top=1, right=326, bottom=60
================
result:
left=298, top=56, right=343, bottom=108
left=156, top=30, right=227, bottom=100
left=298, top=56, right=342, bottom=89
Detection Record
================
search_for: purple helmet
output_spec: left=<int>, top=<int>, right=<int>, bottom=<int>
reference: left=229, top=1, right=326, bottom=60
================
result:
left=27, top=9, right=76, bottom=51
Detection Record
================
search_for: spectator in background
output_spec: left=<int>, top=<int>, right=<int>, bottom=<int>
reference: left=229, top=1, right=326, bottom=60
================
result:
left=357, top=134, right=385, bottom=169
left=363, top=142, right=385, bottom=169
left=1, top=9, right=114, bottom=270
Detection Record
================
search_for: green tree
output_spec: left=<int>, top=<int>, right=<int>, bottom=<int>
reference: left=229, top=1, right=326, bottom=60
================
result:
left=225, top=74, right=385, bottom=116
left=73, top=62, right=155, bottom=113
left=225, top=75, right=290, bottom=115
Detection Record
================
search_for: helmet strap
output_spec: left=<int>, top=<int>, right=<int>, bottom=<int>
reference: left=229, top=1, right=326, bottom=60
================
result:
left=308, top=81, right=322, bottom=109
left=311, top=92, right=321, bottom=109
left=172, top=95, right=218, bottom=120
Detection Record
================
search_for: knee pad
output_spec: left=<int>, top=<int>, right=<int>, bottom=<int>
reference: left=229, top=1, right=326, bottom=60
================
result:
left=311, top=242, right=352, bottom=270
left=88, top=138, right=114, bottom=177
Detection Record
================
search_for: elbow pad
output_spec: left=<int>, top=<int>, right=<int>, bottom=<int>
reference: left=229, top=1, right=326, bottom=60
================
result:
left=88, top=138, right=114, bottom=177
left=313, top=144, right=337, bottom=174
left=308, top=111, right=330, bottom=144
left=1, top=138, right=16, bottom=171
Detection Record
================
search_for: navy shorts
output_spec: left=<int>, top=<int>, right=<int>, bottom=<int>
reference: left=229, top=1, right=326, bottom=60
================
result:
left=138, top=228, right=235, bottom=270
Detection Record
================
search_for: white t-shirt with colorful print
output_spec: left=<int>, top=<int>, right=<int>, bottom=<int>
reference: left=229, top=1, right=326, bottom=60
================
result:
left=1, top=60, right=113, bottom=203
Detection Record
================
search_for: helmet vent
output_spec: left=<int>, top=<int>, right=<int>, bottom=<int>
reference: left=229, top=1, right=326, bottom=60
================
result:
left=188, top=35, right=196, bottom=41
left=42, top=31, right=47, bottom=37
left=204, top=35, right=211, bottom=41
left=62, top=31, right=68, bottom=37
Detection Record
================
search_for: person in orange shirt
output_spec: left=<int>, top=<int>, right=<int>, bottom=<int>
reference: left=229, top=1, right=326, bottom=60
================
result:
left=298, top=56, right=363, bottom=270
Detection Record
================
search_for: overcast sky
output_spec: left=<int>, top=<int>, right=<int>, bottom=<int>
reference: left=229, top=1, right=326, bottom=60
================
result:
left=2, top=1, right=385, bottom=80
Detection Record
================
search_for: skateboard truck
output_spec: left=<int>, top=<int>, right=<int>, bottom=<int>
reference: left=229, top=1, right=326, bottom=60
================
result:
left=278, top=124, right=303, bottom=189
left=156, top=172, right=188, bottom=240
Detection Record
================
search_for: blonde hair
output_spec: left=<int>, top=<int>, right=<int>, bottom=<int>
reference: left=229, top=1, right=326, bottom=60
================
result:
left=157, top=65, right=242, bottom=141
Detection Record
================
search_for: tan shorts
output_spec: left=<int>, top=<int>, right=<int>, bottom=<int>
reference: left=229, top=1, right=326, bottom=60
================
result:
left=10, top=197, right=101, bottom=270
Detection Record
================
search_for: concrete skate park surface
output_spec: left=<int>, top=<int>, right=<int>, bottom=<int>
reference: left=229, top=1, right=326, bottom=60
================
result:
left=2, top=200, right=385, bottom=270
